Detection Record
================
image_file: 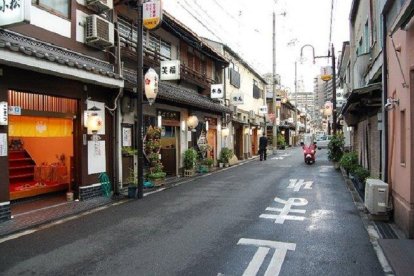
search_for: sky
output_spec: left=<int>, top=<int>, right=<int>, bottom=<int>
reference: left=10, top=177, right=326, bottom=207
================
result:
left=162, top=0, right=352, bottom=94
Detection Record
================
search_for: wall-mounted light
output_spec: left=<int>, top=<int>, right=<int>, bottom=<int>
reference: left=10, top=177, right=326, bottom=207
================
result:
left=222, top=127, right=229, bottom=137
left=244, top=127, right=250, bottom=135
left=157, top=113, right=162, bottom=127
left=144, top=68, right=159, bottom=105
left=86, top=112, right=103, bottom=141
left=385, top=97, right=400, bottom=111
left=187, top=115, right=199, bottom=131
left=281, top=130, right=285, bottom=135
left=181, top=120, right=186, bottom=132
left=205, top=120, right=209, bottom=131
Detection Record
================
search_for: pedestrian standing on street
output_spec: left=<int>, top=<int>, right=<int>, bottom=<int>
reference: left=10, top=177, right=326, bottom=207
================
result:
left=259, top=133, right=268, bottom=161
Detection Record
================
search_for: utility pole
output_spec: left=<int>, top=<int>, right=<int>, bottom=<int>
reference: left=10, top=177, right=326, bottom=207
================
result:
left=331, top=43, right=337, bottom=134
left=294, top=61, right=298, bottom=145
left=136, top=1, right=144, bottom=199
left=272, top=11, right=278, bottom=153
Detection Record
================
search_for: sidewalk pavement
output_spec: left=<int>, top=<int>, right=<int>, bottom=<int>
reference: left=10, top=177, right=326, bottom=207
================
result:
left=0, top=155, right=263, bottom=239
left=340, top=167, right=414, bottom=276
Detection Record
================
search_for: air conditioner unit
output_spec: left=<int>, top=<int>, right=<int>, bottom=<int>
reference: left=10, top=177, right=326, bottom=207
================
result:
left=86, top=0, right=113, bottom=12
left=85, top=15, right=114, bottom=49
left=364, top=179, right=389, bottom=215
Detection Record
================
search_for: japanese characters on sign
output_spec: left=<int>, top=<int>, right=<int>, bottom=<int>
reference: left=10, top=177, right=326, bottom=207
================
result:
left=259, top=105, right=268, bottom=114
left=0, top=101, right=8, bottom=125
left=160, top=60, right=180, bottom=80
left=0, top=0, right=30, bottom=27
left=143, top=0, right=163, bottom=30
left=210, top=84, right=224, bottom=99
left=231, top=92, right=244, bottom=105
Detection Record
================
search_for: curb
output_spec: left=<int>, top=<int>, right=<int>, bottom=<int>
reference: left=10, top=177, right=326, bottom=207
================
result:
left=340, top=168, right=394, bottom=275
left=0, top=156, right=261, bottom=241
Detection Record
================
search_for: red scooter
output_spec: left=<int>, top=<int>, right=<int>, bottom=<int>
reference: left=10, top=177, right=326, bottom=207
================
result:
left=301, top=141, right=317, bottom=165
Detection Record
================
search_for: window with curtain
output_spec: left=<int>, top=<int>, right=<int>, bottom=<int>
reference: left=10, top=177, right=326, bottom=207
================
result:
left=32, top=0, right=70, bottom=18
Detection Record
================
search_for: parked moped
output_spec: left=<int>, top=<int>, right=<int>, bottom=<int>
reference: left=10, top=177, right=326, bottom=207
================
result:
left=301, top=141, right=317, bottom=165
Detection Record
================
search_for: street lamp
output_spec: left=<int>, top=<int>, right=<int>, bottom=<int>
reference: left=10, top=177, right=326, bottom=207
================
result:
left=300, top=43, right=337, bottom=134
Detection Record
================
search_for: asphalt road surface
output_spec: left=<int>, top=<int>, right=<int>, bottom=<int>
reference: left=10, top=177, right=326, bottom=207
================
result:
left=0, top=148, right=384, bottom=276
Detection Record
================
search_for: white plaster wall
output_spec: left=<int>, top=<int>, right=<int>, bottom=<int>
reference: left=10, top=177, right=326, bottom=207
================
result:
left=30, top=6, right=71, bottom=38
left=76, top=10, right=88, bottom=43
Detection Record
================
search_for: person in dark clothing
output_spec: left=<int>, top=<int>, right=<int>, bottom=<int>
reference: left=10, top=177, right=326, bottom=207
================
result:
left=259, top=134, right=268, bottom=161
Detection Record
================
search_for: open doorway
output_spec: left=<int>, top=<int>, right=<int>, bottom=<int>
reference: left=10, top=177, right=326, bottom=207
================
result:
left=7, top=91, right=76, bottom=214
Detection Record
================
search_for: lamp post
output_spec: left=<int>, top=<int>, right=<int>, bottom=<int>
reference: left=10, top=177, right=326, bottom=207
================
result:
left=272, top=6, right=286, bottom=153
left=300, top=43, right=337, bottom=135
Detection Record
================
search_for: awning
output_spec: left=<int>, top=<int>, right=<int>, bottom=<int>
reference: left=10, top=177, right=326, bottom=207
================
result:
left=341, top=82, right=382, bottom=126
left=391, top=1, right=414, bottom=35
left=158, top=82, right=232, bottom=114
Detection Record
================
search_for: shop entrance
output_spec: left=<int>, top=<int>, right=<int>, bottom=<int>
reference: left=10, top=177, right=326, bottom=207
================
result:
left=7, top=91, right=77, bottom=210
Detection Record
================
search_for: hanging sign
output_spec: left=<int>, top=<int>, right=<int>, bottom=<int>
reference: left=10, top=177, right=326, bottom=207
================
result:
left=160, top=60, right=180, bottom=80
left=143, top=0, right=163, bottom=30
left=231, top=92, right=244, bottom=105
left=211, top=84, right=224, bottom=99
left=0, top=0, right=31, bottom=27
left=320, top=66, right=333, bottom=82
left=0, top=101, right=8, bottom=125
left=324, top=101, right=333, bottom=116
left=258, top=105, right=268, bottom=114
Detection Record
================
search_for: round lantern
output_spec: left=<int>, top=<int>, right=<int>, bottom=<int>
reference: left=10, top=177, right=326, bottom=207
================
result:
left=187, top=115, right=199, bottom=130
left=86, top=112, right=103, bottom=133
left=144, top=68, right=159, bottom=105
left=221, top=127, right=229, bottom=137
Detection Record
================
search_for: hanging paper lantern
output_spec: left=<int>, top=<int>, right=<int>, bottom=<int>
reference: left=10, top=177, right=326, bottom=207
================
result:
left=145, top=68, right=159, bottom=105
left=221, top=127, right=229, bottom=137
left=187, top=115, right=199, bottom=130
left=86, top=112, right=103, bottom=133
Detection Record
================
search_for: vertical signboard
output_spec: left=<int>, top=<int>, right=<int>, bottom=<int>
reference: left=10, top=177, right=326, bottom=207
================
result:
left=0, top=102, right=8, bottom=125
left=143, top=0, right=163, bottom=30
left=0, top=0, right=31, bottom=27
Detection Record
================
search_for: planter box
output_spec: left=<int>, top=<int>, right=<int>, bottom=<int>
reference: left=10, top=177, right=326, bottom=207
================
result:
left=150, top=178, right=165, bottom=187
left=184, top=169, right=195, bottom=177
left=128, top=186, right=137, bottom=198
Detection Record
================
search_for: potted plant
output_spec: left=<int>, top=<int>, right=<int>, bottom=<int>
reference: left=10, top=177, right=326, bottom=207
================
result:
left=351, top=165, right=370, bottom=191
left=122, top=146, right=138, bottom=156
left=147, top=161, right=166, bottom=186
left=126, top=168, right=138, bottom=198
left=328, top=133, right=344, bottom=169
left=339, top=151, right=358, bottom=177
left=277, top=133, right=286, bottom=150
left=218, top=158, right=224, bottom=168
left=220, top=147, right=234, bottom=167
left=183, top=148, right=198, bottom=176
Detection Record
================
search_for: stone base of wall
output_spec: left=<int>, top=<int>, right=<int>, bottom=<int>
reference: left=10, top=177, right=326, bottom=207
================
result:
left=0, top=202, right=11, bottom=222
left=79, top=184, right=103, bottom=201
left=393, top=192, right=414, bottom=238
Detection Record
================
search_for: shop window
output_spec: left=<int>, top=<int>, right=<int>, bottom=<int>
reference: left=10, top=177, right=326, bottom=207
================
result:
left=32, top=0, right=70, bottom=18
left=160, top=40, right=171, bottom=60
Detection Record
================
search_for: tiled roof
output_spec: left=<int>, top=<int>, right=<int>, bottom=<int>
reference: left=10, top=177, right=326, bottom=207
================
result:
left=158, top=82, right=232, bottom=114
left=0, top=29, right=121, bottom=80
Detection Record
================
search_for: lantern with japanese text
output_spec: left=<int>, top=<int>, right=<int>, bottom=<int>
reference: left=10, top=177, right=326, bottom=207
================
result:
left=145, top=68, right=159, bottom=105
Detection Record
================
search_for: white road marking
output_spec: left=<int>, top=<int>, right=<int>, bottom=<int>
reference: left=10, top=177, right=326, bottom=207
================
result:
left=260, top=197, right=308, bottom=224
left=287, top=179, right=313, bottom=192
left=238, top=238, right=296, bottom=276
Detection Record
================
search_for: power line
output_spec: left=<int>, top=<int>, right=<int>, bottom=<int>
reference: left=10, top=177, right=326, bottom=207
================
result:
left=176, top=0, right=222, bottom=41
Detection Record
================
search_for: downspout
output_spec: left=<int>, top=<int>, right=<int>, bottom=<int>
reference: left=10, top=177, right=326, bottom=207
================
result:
left=382, top=12, right=389, bottom=184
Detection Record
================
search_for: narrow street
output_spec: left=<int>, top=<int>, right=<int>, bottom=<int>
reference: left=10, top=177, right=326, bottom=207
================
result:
left=0, top=149, right=384, bottom=276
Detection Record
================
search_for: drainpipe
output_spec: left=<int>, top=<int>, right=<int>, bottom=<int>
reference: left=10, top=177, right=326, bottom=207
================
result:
left=382, top=12, right=389, bottom=183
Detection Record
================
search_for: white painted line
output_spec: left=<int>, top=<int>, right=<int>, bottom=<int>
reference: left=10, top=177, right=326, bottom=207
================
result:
left=287, top=179, right=313, bottom=192
left=238, top=238, right=296, bottom=276
left=260, top=197, right=308, bottom=224
left=242, top=246, right=270, bottom=276
left=0, top=200, right=128, bottom=244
